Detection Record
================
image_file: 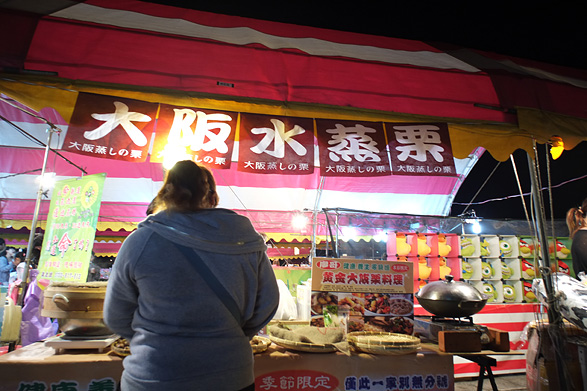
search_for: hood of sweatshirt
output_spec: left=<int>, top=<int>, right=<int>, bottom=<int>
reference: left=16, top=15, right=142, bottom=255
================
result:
left=138, top=208, right=267, bottom=255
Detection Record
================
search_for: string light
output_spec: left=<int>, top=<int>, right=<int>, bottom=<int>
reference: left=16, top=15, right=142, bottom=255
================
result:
left=549, top=136, right=564, bottom=160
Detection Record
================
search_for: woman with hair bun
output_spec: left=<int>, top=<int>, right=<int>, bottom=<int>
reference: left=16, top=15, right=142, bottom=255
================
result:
left=566, top=197, right=587, bottom=276
left=104, top=160, right=279, bottom=391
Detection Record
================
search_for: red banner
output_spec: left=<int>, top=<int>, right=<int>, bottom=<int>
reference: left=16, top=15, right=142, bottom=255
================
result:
left=238, top=113, right=315, bottom=175
left=150, top=104, right=237, bottom=169
left=63, top=93, right=158, bottom=162
left=62, top=93, right=456, bottom=177
left=316, top=119, right=390, bottom=177
left=387, top=123, right=457, bottom=176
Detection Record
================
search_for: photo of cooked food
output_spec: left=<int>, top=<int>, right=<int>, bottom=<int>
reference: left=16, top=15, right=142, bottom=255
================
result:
left=311, top=292, right=338, bottom=315
left=364, top=293, right=391, bottom=314
left=338, top=293, right=365, bottom=315
left=388, top=295, right=414, bottom=316
left=310, top=315, right=325, bottom=327
left=364, top=316, right=414, bottom=335
left=348, top=316, right=365, bottom=332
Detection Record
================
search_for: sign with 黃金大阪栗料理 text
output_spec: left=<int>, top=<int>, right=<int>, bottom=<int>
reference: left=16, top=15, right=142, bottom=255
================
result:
left=311, top=257, right=413, bottom=294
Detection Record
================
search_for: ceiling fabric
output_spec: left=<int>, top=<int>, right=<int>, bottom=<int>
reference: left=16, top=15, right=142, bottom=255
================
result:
left=1, top=0, right=587, bottom=239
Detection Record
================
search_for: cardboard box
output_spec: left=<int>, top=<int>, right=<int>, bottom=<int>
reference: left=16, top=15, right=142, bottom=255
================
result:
left=438, top=330, right=481, bottom=352
left=526, top=322, right=586, bottom=391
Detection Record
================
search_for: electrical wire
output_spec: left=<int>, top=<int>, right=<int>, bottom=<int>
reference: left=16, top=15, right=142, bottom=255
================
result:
left=510, top=154, right=532, bottom=230
left=458, top=160, right=502, bottom=215
left=0, top=113, right=87, bottom=175
left=452, top=173, right=587, bottom=206
left=0, top=169, right=42, bottom=180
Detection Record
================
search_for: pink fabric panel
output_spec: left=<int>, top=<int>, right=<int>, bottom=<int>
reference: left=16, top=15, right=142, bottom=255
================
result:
left=0, top=146, right=164, bottom=180
left=2, top=146, right=456, bottom=195
left=1, top=199, right=149, bottom=222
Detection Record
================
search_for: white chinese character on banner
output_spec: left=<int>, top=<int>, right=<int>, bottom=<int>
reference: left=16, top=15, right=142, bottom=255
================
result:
left=168, top=109, right=233, bottom=153
left=393, top=125, right=445, bottom=162
left=326, top=124, right=381, bottom=162
left=249, top=119, right=307, bottom=158
left=84, top=101, right=151, bottom=146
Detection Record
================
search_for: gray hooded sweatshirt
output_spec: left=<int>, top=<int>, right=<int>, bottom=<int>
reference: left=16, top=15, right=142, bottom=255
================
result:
left=104, top=208, right=279, bottom=390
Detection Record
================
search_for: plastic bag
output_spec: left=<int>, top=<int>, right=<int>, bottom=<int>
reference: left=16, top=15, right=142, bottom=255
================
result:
left=20, top=270, right=58, bottom=346
left=273, top=279, right=298, bottom=320
left=1, top=297, right=22, bottom=342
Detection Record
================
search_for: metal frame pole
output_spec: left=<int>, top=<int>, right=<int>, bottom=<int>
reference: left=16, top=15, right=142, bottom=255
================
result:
left=526, top=142, right=568, bottom=391
left=18, top=126, right=58, bottom=306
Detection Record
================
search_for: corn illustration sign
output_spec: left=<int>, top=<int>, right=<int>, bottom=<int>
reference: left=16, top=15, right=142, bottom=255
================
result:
left=37, top=173, right=106, bottom=288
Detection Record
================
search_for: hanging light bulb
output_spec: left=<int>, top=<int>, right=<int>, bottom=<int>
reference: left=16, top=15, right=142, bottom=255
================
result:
left=549, top=136, right=564, bottom=160
left=472, top=220, right=482, bottom=234
left=36, top=172, right=56, bottom=189
left=291, top=212, right=308, bottom=230
left=374, top=231, right=388, bottom=242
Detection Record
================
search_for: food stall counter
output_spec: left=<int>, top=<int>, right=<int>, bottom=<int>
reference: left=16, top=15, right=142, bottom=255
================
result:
left=254, top=344, right=454, bottom=391
left=0, top=341, right=454, bottom=391
left=0, top=342, right=123, bottom=391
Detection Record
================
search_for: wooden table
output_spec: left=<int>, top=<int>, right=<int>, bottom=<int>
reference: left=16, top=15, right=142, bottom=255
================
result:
left=422, top=343, right=526, bottom=391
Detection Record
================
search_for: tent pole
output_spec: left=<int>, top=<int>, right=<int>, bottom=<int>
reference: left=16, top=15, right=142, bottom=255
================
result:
left=526, top=143, right=568, bottom=391
left=311, top=176, right=325, bottom=262
left=18, top=127, right=58, bottom=306
left=10, top=126, right=57, bottom=352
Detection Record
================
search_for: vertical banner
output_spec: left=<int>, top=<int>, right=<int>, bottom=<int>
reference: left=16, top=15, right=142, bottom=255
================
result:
left=151, top=105, right=237, bottom=169
left=387, top=123, right=456, bottom=176
left=37, top=173, right=107, bottom=288
left=63, top=93, right=158, bottom=162
left=238, top=113, right=315, bottom=174
left=316, top=119, right=390, bottom=177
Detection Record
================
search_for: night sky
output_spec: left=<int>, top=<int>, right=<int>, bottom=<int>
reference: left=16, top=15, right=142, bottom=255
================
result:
left=147, top=2, right=587, bottom=220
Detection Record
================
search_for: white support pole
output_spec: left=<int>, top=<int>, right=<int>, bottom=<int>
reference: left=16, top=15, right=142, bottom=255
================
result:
left=18, top=126, right=58, bottom=306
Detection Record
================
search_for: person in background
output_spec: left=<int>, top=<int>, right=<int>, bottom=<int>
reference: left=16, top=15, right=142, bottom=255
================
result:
left=104, top=160, right=279, bottom=391
left=8, top=250, right=27, bottom=286
left=14, top=251, right=27, bottom=281
left=86, top=251, right=102, bottom=282
left=0, top=242, right=17, bottom=286
left=566, top=197, right=587, bottom=276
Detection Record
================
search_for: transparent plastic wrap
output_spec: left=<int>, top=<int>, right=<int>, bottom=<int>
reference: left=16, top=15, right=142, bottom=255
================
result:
left=532, top=273, right=587, bottom=331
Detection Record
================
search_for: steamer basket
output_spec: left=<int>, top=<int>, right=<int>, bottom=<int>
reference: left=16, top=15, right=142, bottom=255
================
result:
left=41, top=282, right=111, bottom=336
left=41, top=282, right=108, bottom=319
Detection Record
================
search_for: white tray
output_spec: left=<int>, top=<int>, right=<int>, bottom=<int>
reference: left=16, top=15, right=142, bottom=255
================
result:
left=44, top=334, right=119, bottom=352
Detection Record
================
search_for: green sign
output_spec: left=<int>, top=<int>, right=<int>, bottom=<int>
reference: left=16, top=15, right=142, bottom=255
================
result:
left=37, top=173, right=106, bottom=288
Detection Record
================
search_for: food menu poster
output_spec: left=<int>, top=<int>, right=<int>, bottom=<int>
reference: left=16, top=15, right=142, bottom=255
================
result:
left=311, top=257, right=413, bottom=293
left=37, top=173, right=106, bottom=288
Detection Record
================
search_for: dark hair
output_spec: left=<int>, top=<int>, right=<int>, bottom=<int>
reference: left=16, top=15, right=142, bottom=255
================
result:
left=151, top=161, right=219, bottom=213
left=566, top=198, right=587, bottom=238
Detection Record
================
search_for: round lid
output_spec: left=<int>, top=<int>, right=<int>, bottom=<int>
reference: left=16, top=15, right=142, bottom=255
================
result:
left=415, top=275, right=486, bottom=302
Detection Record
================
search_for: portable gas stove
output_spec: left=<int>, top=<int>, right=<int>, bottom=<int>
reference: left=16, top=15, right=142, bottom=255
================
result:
left=414, top=316, right=491, bottom=345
